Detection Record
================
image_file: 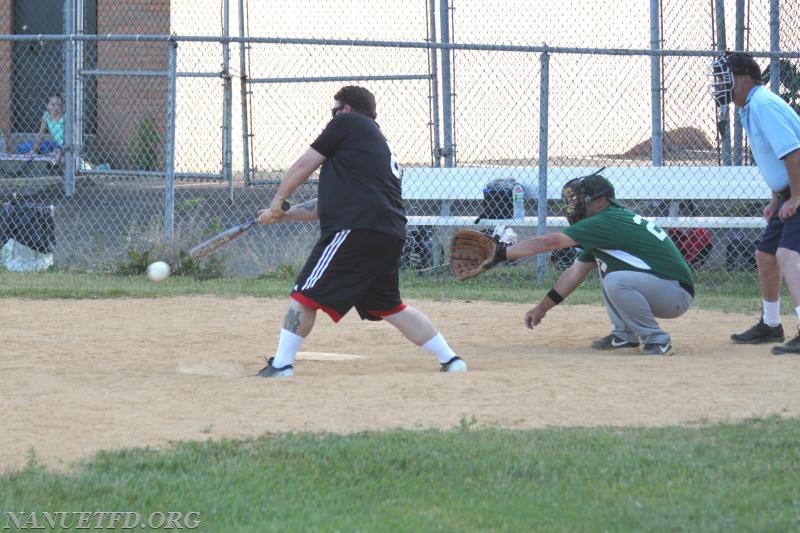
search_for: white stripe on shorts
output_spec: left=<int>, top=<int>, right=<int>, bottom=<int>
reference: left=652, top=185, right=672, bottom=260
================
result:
left=301, top=229, right=351, bottom=291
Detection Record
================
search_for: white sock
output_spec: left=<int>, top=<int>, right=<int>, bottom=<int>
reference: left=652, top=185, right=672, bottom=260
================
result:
left=422, top=333, right=458, bottom=364
left=795, top=305, right=800, bottom=325
left=763, top=299, right=781, bottom=327
left=272, top=328, right=304, bottom=368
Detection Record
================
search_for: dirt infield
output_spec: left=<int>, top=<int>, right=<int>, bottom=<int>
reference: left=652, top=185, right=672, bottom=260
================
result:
left=3, top=296, right=800, bottom=472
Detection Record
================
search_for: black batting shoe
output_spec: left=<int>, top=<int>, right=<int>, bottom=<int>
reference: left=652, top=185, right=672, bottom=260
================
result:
left=591, top=334, right=640, bottom=350
left=440, top=356, right=468, bottom=372
left=256, top=357, right=294, bottom=378
left=771, top=329, right=800, bottom=355
left=730, top=319, right=784, bottom=344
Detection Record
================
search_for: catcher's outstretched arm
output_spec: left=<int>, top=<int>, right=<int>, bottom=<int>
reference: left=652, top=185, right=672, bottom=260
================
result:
left=451, top=229, right=580, bottom=281
left=505, top=232, right=577, bottom=261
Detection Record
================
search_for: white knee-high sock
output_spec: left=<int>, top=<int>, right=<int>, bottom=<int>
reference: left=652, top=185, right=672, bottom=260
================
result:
left=272, top=328, right=304, bottom=368
left=763, top=299, right=781, bottom=327
left=422, top=333, right=458, bottom=364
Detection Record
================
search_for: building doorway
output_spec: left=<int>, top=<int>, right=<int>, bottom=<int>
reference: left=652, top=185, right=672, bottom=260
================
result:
left=12, top=0, right=97, bottom=137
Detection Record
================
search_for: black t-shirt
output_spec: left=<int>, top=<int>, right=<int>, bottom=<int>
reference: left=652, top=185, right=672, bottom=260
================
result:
left=310, top=113, right=407, bottom=240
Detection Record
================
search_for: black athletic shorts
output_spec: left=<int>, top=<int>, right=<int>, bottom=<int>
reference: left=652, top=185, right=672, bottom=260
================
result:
left=758, top=196, right=800, bottom=255
left=291, top=229, right=407, bottom=322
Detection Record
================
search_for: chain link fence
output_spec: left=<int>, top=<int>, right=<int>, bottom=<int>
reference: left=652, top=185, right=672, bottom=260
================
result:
left=0, top=0, right=798, bottom=287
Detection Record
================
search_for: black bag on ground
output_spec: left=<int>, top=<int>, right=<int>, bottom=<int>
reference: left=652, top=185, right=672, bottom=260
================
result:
left=474, top=178, right=516, bottom=222
left=1, top=200, right=56, bottom=253
left=401, top=227, right=432, bottom=271
left=725, top=232, right=757, bottom=271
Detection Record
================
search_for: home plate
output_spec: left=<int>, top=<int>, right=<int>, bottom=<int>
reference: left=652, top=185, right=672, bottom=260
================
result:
left=297, top=351, right=367, bottom=361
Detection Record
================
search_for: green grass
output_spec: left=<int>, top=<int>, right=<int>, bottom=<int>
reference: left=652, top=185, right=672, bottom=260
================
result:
left=2, top=419, right=799, bottom=532
left=0, top=268, right=771, bottom=314
left=0, top=270, right=288, bottom=299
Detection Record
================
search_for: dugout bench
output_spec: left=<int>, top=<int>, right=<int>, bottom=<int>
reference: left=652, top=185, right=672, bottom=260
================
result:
left=401, top=165, right=769, bottom=268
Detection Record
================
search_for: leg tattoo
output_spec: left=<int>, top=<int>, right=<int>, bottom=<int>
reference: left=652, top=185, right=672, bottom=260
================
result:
left=283, top=309, right=301, bottom=333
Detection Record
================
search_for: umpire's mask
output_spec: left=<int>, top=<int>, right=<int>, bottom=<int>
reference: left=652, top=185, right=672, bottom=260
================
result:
left=708, top=53, right=735, bottom=106
left=707, top=51, right=764, bottom=106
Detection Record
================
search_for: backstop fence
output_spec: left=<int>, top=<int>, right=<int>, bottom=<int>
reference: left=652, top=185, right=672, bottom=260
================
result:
left=0, top=0, right=798, bottom=287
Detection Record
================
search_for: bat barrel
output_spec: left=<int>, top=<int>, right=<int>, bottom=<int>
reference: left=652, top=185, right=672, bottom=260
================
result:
left=189, top=221, right=254, bottom=260
left=187, top=202, right=288, bottom=260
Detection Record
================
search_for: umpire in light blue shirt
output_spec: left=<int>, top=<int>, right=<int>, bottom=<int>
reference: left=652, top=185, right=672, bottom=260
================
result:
left=709, top=51, right=800, bottom=354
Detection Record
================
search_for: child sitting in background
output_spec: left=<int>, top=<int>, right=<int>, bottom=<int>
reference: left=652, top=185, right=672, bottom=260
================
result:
left=16, top=93, right=64, bottom=157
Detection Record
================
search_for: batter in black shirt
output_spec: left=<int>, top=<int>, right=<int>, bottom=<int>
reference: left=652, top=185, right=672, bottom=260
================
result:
left=312, top=110, right=406, bottom=241
left=255, top=86, right=467, bottom=378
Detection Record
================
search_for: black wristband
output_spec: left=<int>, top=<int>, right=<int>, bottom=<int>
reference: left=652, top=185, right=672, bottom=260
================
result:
left=486, top=243, right=508, bottom=269
left=495, top=244, right=507, bottom=262
left=546, top=288, right=564, bottom=305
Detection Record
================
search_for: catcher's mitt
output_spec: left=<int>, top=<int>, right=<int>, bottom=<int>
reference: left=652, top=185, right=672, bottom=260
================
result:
left=449, top=229, right=506, bottom=280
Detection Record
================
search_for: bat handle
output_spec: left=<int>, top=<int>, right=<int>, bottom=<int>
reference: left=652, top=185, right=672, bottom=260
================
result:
left=254, top=200, right=291, bottom=226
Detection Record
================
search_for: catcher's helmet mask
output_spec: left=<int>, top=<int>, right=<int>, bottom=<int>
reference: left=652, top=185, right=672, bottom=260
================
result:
left=707, top=51, right=764, bottom=106
left=562, top=168, right=622, bottom=224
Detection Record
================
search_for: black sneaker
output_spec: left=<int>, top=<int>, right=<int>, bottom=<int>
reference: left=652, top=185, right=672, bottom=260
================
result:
left=641, top=341, right=672, bottom=356
left=771, top=330, right=800, bottom=355
left=255, top=357, right=294, bottom=378
left=591, top=334, right=640, bottom=350
left=730, top=319, right=784, bottom=344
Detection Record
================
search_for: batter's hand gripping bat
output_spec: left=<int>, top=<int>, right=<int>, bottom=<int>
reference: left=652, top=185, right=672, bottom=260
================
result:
left=188, top=200, right=290, bottom=260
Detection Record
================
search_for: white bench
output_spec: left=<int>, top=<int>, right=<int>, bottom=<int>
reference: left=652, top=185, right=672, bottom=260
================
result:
left=0, top=154, right=62, bottom=179
left=402, top=165, right=769, bottom=230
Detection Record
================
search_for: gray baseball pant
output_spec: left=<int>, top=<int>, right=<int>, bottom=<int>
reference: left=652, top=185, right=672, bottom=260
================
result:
left=600, top=270, right=693, bottom=345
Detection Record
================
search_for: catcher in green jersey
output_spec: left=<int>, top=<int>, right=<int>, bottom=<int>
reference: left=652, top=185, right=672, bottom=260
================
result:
left=475, top=170, right=694, bottom=355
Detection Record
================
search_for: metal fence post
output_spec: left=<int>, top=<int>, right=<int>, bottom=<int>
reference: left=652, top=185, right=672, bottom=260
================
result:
left=164, top=37, right=178, bottom=244
left=536, top=48, right=550, bottom=281
left=238, top=0, right=252, bottom=186
left=222, top=0, right=233, bottom=200
left=733, top=0, right=746, bottom=164
left=63, top=0, right=76, bottom=197
left=427, top=0, right=442, bottom=167
left=439, top=0, right=454, bottom=170
left=769, top=0, right=781, bottom=95
left=649, top=0, right=663, bottom=167
left=74, top=0, right=85, bottom=171
left=714, top=0, right=732, bottom=166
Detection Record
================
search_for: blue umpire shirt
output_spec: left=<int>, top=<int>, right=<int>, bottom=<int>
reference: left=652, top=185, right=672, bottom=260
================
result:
left=739, top=84, right=800, bottom=192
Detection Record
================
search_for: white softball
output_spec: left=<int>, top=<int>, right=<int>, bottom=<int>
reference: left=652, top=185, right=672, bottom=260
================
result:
left=146, top=261, right=170, bottom=282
